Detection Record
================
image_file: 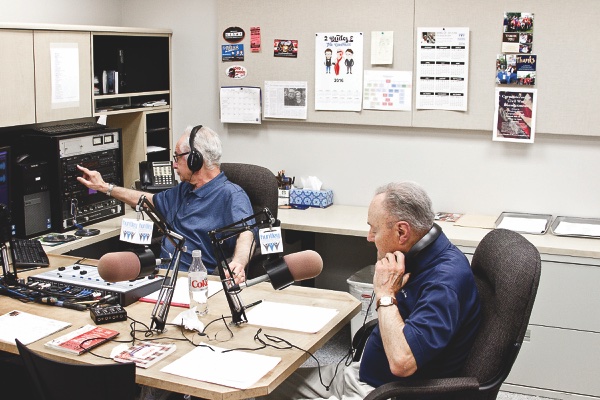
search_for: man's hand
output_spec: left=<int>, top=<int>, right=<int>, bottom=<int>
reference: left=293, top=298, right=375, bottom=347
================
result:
left=76, top=165, right=108, bottom=193
left=373, top=251, right=410, bottom=299
left=226, top=261, right=246, bottom=285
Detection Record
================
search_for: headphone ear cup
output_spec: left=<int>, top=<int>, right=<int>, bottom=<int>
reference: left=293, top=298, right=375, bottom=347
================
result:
left=186, top=149, right=203, bottom=172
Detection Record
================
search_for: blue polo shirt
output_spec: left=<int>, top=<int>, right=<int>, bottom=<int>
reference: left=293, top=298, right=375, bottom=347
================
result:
left=153, top=172, right=253, bottom=273
left=359, top=231, right=481, bottom=387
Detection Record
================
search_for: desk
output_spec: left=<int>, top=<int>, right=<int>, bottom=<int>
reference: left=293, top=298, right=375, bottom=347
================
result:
left=278, top=205, right=600, bottom=259
left=280, top=205, right=600, bottom=399
left=0, top=254, right=360, bottom=399
left=42, top=209, right=138, bottom=255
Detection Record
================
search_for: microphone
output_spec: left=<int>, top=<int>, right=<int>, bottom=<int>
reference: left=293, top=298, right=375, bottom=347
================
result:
left=228, top=250, right=323, bottom=292
left=97, top=247, right=166, bottom=282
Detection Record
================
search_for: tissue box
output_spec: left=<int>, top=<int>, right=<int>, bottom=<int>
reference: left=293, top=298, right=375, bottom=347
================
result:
left=290, top=188, right=333, bottom=208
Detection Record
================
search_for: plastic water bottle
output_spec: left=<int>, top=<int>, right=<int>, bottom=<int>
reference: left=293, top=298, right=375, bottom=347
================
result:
left=188, top=250, right=208, bottom=316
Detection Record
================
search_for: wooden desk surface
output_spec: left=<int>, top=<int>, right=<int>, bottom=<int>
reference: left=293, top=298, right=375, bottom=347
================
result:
left=278, top=205, right=600, bottom=259
left=0, top=254, right=360, bottom=399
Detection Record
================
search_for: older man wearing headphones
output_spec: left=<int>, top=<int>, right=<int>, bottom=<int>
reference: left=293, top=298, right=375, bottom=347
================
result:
left=77, top=125, right=254, bottom=282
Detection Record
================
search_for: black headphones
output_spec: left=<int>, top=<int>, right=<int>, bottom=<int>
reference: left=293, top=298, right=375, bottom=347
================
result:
left=187, top=125, right=204, bottom=172
left=405, top=223, right=442, bottom=260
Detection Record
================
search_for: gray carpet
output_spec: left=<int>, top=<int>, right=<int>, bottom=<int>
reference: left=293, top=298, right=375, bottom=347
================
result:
left=302, top=323, right=555, bottom=400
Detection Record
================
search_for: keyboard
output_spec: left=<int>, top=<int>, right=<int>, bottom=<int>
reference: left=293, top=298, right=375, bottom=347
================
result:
left=10, top=238, right=50, bottom=268
left=34, top=122, right=106, bottom=135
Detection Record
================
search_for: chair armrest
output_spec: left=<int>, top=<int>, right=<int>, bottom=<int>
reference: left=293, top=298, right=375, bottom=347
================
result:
left=364, top=376, right=480, bottom=400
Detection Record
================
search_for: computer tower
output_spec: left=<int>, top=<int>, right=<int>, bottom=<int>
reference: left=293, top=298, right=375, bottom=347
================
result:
left=12, top=160, right=52, bottom=238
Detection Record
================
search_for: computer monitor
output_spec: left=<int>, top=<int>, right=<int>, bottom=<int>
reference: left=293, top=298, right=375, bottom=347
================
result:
left=0, top=146, right=12, bottom=240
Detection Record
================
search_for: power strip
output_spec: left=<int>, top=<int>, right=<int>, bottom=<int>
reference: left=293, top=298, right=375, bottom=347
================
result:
left=90, top=304, right=127, bottom=324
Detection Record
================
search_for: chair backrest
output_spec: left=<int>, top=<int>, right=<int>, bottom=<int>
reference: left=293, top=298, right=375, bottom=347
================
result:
left=460, top=229, right=541, bottom=400
left=16, top=339, right=137, bottom=400
left=220, top=162, right=279, bottom=219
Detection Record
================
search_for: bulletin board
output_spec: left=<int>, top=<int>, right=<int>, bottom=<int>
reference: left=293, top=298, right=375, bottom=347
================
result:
left=217, top=0, right=600, bottom=136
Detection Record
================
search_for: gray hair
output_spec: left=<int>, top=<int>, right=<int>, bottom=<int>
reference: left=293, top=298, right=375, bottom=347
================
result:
left=375, top=181, right=435, bottom=233
left=180, top=125, right=222, bottom=170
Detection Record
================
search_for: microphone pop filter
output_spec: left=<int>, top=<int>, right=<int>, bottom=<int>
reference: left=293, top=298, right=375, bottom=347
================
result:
left=98, top=251, right=141, bottom=282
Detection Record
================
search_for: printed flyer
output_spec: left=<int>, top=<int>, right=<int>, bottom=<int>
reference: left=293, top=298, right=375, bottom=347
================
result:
left=493, top=88, right=537, bottom=143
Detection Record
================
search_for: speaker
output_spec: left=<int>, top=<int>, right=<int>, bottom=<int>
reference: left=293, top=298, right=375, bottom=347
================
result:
left=187, top=125, right=204, bottom=172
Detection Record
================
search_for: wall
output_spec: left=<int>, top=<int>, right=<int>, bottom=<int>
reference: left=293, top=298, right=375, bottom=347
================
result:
left=3, top=0, right=600, bottom=219
left=0, top=0, right=122, bottom=26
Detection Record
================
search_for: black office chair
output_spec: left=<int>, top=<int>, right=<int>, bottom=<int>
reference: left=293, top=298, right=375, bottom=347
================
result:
left=15, top=339, right=137, bottom=400
left=355, top=228, right=541, bottom=400
left=220, top=162, right=279, bottom=278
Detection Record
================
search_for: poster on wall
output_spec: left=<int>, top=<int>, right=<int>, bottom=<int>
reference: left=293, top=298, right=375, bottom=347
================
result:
left=415, top=27, right=469, bottom=111
left=493, top=88, right=537, bottom=143
left=314, top=32, right=364, bottom=111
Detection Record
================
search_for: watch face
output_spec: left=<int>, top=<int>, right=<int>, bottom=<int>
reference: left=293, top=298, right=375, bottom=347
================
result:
left=381, top=296, right=394, bottom=306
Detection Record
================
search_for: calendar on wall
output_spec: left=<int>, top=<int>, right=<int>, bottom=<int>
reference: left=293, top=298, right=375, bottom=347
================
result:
left=415, top=27, right=469, bottom=111
left=219, top=86, right=262, bottom=124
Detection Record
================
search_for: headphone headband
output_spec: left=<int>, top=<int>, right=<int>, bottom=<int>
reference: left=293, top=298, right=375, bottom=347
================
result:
left=187, top=125, right=204, bottom=172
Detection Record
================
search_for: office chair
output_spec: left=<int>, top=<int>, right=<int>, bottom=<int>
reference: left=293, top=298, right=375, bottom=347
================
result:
left=354, top=228, right=541, bottom=400
left=220, top=163, right=279, bottom=278
left=220, top=163, right=279, bottom=219
left=15, top=339, right=137, bottom=400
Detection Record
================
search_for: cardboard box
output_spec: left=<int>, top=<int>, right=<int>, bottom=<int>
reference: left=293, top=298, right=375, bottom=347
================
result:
left=290, top=188, right=333, bottom=208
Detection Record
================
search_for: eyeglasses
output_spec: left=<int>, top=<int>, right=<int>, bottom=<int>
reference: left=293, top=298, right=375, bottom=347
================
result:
left=172, top=151, right=190, bottom=163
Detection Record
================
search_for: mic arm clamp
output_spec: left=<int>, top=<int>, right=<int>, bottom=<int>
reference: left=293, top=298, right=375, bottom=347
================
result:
left=208, top=207, right=279, bottom=325
left=136, top=195, right=186, bottom=332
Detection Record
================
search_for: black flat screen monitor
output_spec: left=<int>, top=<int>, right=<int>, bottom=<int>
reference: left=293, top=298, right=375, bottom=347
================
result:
left=0, top=146, right=12, bottom=240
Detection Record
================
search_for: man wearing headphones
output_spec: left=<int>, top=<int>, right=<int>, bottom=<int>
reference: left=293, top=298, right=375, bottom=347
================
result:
left=261, top=181, right=481, bottom=400
left=76, top=125, right=254, bottom=282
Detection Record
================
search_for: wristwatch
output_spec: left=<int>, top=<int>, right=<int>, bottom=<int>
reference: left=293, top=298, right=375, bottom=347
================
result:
left=376, top=296, right=397, bottom=311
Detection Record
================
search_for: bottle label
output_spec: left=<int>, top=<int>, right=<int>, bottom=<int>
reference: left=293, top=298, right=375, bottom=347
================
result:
left=190, top=279, right=208, bottom=289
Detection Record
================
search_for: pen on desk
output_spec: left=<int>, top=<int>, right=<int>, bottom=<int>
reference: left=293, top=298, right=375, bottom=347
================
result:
left=244, top=300, right=262, bottom=310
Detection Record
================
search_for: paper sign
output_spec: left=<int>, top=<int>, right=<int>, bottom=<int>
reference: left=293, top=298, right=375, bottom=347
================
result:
left=120, top=218, right=153, bottom=245
left=259, top=227, right=283, bottom=254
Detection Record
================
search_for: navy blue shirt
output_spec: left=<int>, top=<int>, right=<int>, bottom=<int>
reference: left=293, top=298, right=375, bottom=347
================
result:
left=153, top=172, right=253, bottom=273
left=359, top=231, right=481, bottom=387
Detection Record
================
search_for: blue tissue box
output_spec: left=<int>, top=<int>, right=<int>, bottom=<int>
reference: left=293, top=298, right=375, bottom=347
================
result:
left=290, top=188, right=333, bottom=208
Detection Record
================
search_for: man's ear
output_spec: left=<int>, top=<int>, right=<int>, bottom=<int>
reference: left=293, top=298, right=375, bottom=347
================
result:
left=396, top=221, right=411, bottom=246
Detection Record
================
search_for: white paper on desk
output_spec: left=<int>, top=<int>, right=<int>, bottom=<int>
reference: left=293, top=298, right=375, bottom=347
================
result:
left=140, top=278, right=223, bottom=308
left=245, top=301, right=339, bottom=333
left=496, top=216, right=547, bottom=234
left=0, top=310, right=71, bottom=345
left=554, top=221, right=600, bottom=237
left=161, top=342, right=280, bottom=389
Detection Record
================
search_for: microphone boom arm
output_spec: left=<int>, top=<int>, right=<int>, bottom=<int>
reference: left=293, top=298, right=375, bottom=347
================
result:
left=136, top=195, right=186, bottom=332
left=209, top=207, right=278, bottom=325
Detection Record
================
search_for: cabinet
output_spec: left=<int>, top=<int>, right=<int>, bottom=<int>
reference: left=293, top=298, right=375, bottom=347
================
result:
left=0, top=30, right=35, bottom=127
left=33, top=31, right=92, bottom=123
left=459, top=247, right=600, bottom=399
left=0, top=29, right=92, bottom=127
